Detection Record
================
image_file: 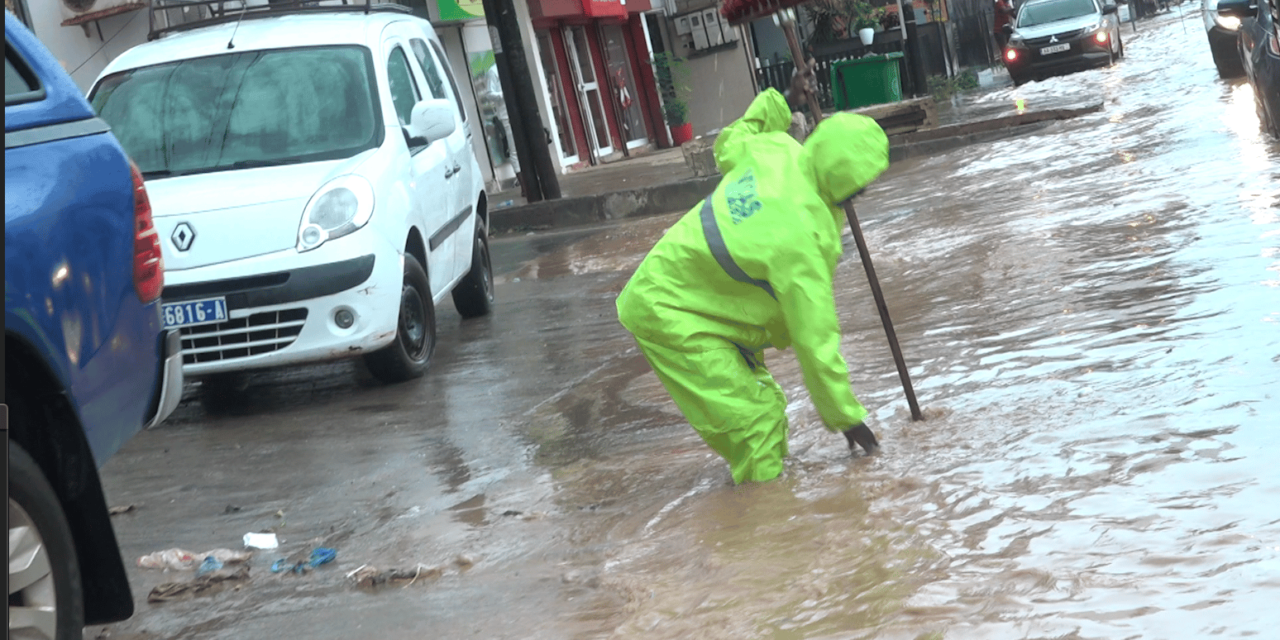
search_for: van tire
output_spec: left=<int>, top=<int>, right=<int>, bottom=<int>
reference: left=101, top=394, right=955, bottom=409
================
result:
left=451, top=230, right=494, bottom=319
left=365, top=255, right=435, bottom=383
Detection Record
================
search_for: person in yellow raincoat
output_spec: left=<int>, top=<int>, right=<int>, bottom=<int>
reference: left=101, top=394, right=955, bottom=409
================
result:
left=615, top=84, right=890, bottom=485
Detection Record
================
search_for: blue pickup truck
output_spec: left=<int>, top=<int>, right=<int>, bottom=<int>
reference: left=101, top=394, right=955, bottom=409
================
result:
left=5, top=12, right=183, bottom=638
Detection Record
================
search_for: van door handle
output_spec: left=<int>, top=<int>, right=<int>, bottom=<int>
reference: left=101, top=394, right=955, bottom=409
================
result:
left=445, top=166, right=456, bottom=178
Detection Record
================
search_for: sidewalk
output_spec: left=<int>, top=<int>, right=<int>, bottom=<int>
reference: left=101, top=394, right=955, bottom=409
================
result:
left=490, top=93, right=1102, bottom=235
left=489, top=146, right=696, bottom=210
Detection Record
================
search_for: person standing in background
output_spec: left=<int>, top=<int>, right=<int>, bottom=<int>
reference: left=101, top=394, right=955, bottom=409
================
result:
left=994, top=0, right=1016, bottom=50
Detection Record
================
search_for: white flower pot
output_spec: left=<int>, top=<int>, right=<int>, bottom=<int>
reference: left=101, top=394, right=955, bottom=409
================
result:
left=858, top=28, right=875, bottom=46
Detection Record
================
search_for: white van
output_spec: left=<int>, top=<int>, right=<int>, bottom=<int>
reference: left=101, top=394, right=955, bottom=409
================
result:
left=89, top=3, right=493, bottom=383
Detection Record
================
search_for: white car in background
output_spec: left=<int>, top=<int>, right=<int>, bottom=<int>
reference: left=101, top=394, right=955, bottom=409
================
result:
left=89, top=4, right=494, bottom=383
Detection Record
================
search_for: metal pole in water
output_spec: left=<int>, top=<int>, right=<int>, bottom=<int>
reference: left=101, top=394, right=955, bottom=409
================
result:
left=778, top=10, right=924, bottom=421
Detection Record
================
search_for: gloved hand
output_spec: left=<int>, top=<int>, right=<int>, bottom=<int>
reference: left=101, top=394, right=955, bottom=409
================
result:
left=786, top=58, right=818, bottom=108
left=842, top=423, right=880, bottom=455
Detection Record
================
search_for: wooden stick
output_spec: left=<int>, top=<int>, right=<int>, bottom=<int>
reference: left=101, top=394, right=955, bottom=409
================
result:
left=779, top=15, right=924, bottom=422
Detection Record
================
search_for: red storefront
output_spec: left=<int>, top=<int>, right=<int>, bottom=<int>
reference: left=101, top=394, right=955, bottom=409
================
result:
left=528, top=0, right=669, bottom=167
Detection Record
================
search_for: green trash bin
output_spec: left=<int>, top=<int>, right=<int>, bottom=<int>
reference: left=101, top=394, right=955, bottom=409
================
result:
left=830, top=53, right=904, bottom=111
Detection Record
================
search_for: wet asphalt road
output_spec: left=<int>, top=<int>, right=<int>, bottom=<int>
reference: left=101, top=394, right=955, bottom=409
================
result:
left=94, top=11, right=1278, bottom=640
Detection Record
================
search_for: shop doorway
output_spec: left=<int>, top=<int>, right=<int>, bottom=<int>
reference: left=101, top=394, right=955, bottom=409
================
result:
left=535, top=31, right=579, bottom=166
left=563, top=25, right=614, bottom=159
left=600, top=24, right=648, bottom=150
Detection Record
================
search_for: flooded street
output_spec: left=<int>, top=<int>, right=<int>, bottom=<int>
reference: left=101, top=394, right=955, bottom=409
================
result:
left=96, top=11, right=1277, bottom=640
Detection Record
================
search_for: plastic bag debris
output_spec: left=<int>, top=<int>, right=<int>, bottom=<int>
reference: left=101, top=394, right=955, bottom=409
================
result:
left=271, top=547, right=337, bottom=575
left=194, top=556, right=223, bottom=578
left=243, top=532, right=279, bottom=550
left=137, top=548, right=252, bottom=571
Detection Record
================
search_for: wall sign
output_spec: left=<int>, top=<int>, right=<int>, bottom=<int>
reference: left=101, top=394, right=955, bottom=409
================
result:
left=437, top=0, right=485, bottom=22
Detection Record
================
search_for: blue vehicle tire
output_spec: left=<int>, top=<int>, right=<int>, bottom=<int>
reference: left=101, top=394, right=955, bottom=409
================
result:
left=8, top=442, right=85, bottom=640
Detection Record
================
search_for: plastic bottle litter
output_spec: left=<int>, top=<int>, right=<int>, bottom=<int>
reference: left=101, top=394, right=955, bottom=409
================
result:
left=243, top=532, right=279, bottom=550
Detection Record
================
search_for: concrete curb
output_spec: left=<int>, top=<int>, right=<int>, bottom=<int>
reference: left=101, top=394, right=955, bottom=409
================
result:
left=889, top=102, right=1103, bottom=162
left=491, top=103, right=1104, bottom=234
left=492, top=175, right=721, bottom=233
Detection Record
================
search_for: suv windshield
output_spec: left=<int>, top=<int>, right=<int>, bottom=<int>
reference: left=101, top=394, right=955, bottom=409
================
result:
left=1017, top=0, right=1099, bottom=26
left=90, top=46, right=381, bottom=178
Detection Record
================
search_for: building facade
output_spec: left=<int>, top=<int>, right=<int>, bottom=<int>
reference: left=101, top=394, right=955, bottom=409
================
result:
left=7, top=0, right=151, bottom=92
left=527, top=0, right=670, bottom=168
left=650, top=0, right=758, bottom=137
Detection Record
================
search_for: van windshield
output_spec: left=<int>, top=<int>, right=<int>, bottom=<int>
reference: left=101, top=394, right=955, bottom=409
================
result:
left=1017, top=0, right=1099, bottom=26
left=90, top=46, right=382, bottom=178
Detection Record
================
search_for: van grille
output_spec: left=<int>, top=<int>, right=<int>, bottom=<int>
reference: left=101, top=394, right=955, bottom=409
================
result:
left=181, top=309, right=308, bottom=364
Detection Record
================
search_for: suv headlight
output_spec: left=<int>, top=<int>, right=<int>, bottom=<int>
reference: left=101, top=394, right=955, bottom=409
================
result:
left=297, top=175, right=375, bottom=252
left=1214, top=14, right=1242, bottom=29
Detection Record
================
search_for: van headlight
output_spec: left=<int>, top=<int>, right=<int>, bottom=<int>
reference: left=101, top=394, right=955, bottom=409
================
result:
left=297, top=175, right=375, bottom=252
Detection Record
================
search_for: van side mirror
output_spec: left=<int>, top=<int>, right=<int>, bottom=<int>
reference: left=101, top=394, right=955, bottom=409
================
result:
left=405, top=99, right=457, bottom=147
left=1215, top=0, right=1258, bottom=18
left=1002, top=23, right=1014, bottom=35
left=1102, top=3, right=1118, bottom=14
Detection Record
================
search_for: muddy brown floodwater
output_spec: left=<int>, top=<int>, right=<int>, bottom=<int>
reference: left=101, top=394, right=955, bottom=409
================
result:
left=96, top=13, right=1276, bottom=640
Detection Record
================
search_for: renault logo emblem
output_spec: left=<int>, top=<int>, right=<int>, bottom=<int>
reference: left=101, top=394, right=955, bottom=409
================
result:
left=171, top=222, right=196, bottom=252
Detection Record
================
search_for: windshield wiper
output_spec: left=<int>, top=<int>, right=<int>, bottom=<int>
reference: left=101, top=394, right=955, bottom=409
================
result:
left=141, top=169, right=178, bottom=179
left=168, top=158, right=301, bottom=178
left=227, top=158, right=299, bottom=170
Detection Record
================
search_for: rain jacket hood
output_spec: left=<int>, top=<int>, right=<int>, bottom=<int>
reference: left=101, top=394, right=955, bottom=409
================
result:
left=803, top=113, right=890, bottom=208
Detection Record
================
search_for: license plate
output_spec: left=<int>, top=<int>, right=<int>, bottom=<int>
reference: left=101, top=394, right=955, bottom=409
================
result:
left=162, top=297, right=228, bottom=330
left=1041, top=43, right=1071, bottom=55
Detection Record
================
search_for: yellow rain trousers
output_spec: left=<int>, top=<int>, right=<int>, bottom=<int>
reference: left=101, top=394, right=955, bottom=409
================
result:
left=616, top=88, right=891, bottom=484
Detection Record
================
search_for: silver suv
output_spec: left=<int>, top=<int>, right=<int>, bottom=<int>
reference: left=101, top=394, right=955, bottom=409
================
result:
left=1001, top=0, right=1125, bottom=85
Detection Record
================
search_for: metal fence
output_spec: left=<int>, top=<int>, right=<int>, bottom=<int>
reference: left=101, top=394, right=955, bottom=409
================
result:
left=754, top=31, right=916, bottom=112
left=752, top=15, right=997, bottom=112
left=953, top=12, right=1001, bottom=68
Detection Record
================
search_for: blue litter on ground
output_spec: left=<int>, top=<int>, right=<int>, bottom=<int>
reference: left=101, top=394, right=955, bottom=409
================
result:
left=272, top=548, right=337, bottom=574
left=195, top=556, right=223, bottom=577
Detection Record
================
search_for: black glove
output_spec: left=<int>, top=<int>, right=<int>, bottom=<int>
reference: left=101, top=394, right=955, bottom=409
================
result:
left=843, top=423, right=880, bottom=455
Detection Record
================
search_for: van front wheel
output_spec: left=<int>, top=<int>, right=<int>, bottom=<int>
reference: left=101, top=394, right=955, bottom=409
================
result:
left=365, top=255, right=436, bottom=383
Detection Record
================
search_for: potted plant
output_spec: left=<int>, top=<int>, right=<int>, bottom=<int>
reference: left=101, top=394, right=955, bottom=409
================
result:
left=653, top=52, right=694, bottom=145
left=805, top=0, right=883, bottom=44
left=851, top=2, right=883, bottom=45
